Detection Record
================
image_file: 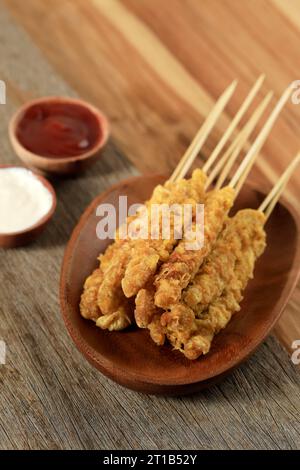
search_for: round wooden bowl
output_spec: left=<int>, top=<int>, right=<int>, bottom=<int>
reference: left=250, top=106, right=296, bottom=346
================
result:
left=0, top=165, right=57, bottom=248
left=9, top=96, right=110, bottom=176
left=60, top=175, right=300, bottom=395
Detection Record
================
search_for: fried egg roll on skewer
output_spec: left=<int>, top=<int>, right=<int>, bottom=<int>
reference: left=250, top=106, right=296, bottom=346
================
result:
left=94, top=79, right=239, bottom=327
left=135, top=186, right=235, bottom=342
left=81, top=80, right=287, bottom=331
left=81, top=171, right=205, bottom=324
left=80, top=241, right=125, bottom=321
left=96, top=302, right=134, bottom=331
left=97, top=100, right=249, bottom=329
left=182, top=211, right=266, bottom=360
left=80, top=167, right=214, bottom=329
left=121, top=169, right=207, bottom=298
left=123, top=88, right=271, bottom=300
left=122, top=76, right=264, bottom=298
left=96, top=170, right=207, bottom=322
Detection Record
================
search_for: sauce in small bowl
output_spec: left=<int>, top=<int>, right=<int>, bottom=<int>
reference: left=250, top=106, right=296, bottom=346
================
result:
left=0, top=165, right=56, bottom=248
left=9, top=97, right=109, bottom=175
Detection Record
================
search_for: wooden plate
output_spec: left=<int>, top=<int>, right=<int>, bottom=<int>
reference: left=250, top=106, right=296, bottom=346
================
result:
left=60, top=175, right=300, bottom=395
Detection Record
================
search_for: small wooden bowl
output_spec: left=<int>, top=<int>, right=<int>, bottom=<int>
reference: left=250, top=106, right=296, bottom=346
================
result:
left=60, top=175, right=300, bottom=395
left=9, top=96, right=109, bottom=175
left=0, top=165, right=57, bottom=248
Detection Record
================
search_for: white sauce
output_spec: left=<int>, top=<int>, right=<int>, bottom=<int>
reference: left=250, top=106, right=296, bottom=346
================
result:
left=0, top=167, right=53, bottom=234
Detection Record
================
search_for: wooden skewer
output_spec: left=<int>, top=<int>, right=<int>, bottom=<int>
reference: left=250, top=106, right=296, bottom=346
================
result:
left=229, top=84, right=293, bottom=194
left=209, top=91, right=273, bottom=190
left=169, top=79, right=238, bottom=183
left=259, top=151, right=300, bottom=219
left=202, top=74, right=265, bottom=174
left=205, top=133, right=240, bottom=188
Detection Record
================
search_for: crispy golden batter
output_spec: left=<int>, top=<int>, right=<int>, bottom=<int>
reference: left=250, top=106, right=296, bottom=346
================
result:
left=121, top=244, right=160, bottom=299
left=94, top=200, right=160, bottom=324
left=98, top=240, right=125, bottom=271
left=161, top=209, right=266, bottom=359
left=184, top=290, right=241, bottom=359
left=183, top=209, right=265, bottom=314
left=135, top=187, right=235, bottom=340
left=80, top=269, right=104, bottom=321
left=148, top=313, right=166, bottom=346
left=80, top=171, right=267, bottom=354
left=97, top=243, right=131, bottom=315
left=160, top=304, right=197, bottom=349
left=154, top=187, right=235, bottom=309
left=135, top=285, right=158, bottom=328
left=121, top=169, right=207, bottom=298
left=96, top=302, right=133, bottom=331
left=80, top=240, right=127, bottom=321
left=98, top=170, right=206, bottom=326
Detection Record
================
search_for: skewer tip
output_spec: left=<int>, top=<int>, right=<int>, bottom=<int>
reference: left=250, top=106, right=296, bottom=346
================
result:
left=260, top=150, right=300, bottom=218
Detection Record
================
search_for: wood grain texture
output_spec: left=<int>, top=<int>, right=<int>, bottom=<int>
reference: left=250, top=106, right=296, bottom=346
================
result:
left=0, top=1, right=300, bottom=449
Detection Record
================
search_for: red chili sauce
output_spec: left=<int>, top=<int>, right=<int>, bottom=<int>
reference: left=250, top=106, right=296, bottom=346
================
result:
left=17, top=101, right=102, bottom=158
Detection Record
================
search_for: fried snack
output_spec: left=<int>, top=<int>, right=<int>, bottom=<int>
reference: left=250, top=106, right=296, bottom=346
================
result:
left=154, top=186, right=235, bottom=309
left=82, top=188, right=169, bottom=327
left=83, top=169, right=206, bottom=331
left=160, top=304, right=197, bottom=350
left=121, top=169, right=207, bottom=298
left=135, top=286, right=166, bottom=343
left=161, top=209, right=266, bottom=359
left=134, top=187, right=234, bottom=339
left=183, top=209, right=263, bottom=314
left=79, top=239, right=126, bottom=322
left=80, top=269, right=104, bottom=321
left=95, top=240, right=136, bottom=330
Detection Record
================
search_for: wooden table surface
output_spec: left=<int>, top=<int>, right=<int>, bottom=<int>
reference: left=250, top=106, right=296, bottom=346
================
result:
left=0, top=0, right=299, bottom=449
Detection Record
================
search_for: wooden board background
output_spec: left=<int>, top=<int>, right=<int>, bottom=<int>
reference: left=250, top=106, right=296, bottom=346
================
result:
left=0, top=0, right=299, bottom=449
